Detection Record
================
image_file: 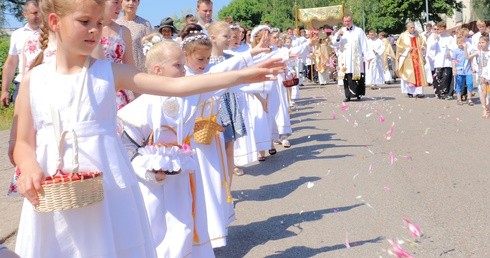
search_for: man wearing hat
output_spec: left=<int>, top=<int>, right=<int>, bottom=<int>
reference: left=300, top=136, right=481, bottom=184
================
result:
left=158, top=17, right=179, bottom=40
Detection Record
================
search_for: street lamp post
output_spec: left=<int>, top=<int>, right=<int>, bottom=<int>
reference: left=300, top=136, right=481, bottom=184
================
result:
left=425, top=0, right=429, bottom=23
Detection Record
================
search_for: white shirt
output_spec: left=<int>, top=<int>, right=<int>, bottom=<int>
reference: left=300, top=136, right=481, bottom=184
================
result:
left=332, top=25, right=369, bottom=73
left=471, top=31, right=490, bottom=49
left=7, top=23, right=40, bottom=82
left=429, top=33, right=455, bottom=68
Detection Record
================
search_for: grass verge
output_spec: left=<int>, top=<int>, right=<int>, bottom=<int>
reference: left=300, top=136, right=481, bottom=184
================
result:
left=0, top=105, right=14, bottom=131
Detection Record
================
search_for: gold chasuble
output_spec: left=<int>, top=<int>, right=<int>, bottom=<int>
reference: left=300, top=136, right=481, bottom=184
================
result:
left=396, top=32, right=427, bottom=87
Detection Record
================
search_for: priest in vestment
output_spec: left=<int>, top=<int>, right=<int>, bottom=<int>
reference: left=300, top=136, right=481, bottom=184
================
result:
left=396, top=22, right=428, bottom=98
left=333, top=15, right=369, bottom=101
left=380, top=32, right=396, bottom=83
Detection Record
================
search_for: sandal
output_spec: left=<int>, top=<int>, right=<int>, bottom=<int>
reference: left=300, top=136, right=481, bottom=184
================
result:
left=268, top=149, right=277, bottom=155
left=258, top=156, right=266, bottom=162
left=233, top=167, right=244, bottom=176
left=468, top=100, right=474, bottom=106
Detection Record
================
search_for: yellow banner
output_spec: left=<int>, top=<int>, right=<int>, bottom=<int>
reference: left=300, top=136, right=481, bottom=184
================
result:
left=298, top=5, right=344, bottom=28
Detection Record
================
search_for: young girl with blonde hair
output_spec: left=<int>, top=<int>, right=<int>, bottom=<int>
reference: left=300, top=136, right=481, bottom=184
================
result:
left=12, top=0, right=282, bottom=257
left=119, top=39, right=196, bottom=258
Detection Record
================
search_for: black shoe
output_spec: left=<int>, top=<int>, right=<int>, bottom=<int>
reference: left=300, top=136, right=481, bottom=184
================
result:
left=343, top=97, right=351, bottom=102
left=356, top=96, right=361, bottom=100
left=407, top=93, right=413, bottom=98
left=415, top=94, right=425, bottom=98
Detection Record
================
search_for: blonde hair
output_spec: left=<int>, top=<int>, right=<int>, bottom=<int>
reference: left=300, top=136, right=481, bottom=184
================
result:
left=145, top=41, right=181, bottom=73
left=207, top=21, right=230, bottom=36
left=477, top=20, right=486, bottom=27
left=31, top=0, right=105, bottom=69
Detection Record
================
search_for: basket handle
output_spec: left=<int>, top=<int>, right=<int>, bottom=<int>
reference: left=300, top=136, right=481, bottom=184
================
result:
left=199, top=98, right=215, bottom=118
left=146, top=125, right=178, bottom=146
left=55, top=130, right=79, bottom=173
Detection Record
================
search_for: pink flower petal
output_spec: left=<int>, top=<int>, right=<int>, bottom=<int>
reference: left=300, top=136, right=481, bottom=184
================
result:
left=385, top=122, right=395, bottom=140
left=389, top=151, right=398, bottom=165
left=388, top=239, right=414, bottom=258
left=403, top=217, right=422, bottom=240
left=345, top=234, right=351, bottom=248
left=341, top=102, right=348, bottom=111
left=379, top=116, right=385, bottom=123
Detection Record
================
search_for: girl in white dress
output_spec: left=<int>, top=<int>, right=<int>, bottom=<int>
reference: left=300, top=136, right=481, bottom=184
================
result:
left=119, top=40, right=196, bottom=258
left=181, top=23, right=274, bottom=252
left=12, top=1, right=283, bottom=257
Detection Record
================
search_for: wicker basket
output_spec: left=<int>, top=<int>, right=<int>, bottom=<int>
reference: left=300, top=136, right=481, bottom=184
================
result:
left=282, top=72, right=299, bottom=88
left=193, top=99, right=224, bottom=145
left=35, top=130, right=104, bottom=212
left=145, top=126, right=183, bottom=175
left=193, top=115, right=224, bottom=145
left=36, top=170, right=103, bottom=212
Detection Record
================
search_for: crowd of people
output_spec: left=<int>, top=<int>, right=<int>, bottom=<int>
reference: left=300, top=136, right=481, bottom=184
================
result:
left=1, top=0, right=490, bottom=257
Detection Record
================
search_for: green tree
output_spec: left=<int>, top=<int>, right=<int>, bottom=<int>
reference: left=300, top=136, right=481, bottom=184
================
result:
left=218, top=0, right=264, bottom=28
left=346, top=0, right=463, bottom=34
left=219, top=0, right=341, bottom=29
left=472, top=0, right=490, bottom=20
left=0, top=34, right=12, bottom=94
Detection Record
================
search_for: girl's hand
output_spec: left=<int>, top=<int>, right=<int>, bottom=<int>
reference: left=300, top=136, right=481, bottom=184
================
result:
left=251, top=31, right=272, bottom=56
left=155, top=171, right=166, bottom=182
left=239, top=58, right=285, bottom=83
left=17, top=164, right=44, bottom=206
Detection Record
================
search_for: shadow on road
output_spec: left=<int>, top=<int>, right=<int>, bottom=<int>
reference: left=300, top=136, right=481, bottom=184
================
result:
left=264, top=236, right=384, bottom=257
left=232, top=176, right=321, bottom=205
left=243, top=132, right=363, bottom=177
left=214, top=204, right=365, bottom=258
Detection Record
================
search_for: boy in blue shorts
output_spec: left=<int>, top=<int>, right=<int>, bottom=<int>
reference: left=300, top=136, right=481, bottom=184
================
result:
left=452, top=36, right=476, bottom=105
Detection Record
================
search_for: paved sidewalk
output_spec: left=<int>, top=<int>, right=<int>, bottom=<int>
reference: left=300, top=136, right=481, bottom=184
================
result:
left=1, top=82, right=489, bottom=257
left=0, top=129, right=22, bottom=250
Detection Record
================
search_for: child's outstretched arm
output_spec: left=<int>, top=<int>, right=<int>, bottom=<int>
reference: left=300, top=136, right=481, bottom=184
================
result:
left=12, top=72, right=44, bottom=206
left=114, top=58, right=284, bottom=97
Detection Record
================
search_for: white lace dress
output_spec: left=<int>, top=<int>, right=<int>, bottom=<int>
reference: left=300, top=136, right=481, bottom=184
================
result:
left=15, top=60, right=156, bottom=258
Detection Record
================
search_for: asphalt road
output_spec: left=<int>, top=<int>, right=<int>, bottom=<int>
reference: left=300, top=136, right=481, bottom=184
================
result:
left=1, top=82, right=489, bottom=257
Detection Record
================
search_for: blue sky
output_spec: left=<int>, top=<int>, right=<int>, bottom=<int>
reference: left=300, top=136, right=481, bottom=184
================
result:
left=4, top=0, right=232, bottom=28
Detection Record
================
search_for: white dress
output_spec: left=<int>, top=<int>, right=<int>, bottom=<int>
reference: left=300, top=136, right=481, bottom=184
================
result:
left=365, top=38, right=385, bottom=86
left=185, top=55, right=268, bottom=251
left=119, top=95, right=196, bottom=258
left=234, top=91, right=272, bottom=166
left=16, top=60, right=156, bottom=258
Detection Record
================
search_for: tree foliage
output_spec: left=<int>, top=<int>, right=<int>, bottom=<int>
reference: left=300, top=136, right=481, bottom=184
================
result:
left=345, top=0, right=463, bottom=34
left=218, top=0, right=341, bottom=29
left=219, top=0, right=462, bottom=34
left=472, top=0, right=490, bottom=21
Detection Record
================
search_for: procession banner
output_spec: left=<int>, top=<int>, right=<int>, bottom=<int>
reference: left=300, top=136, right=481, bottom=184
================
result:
left=298, top=4, right=344, bottom=28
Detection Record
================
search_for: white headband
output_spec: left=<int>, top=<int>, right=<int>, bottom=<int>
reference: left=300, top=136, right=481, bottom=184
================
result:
left=251, top=25, right=271, bottom=42
left=180, top=34, right=210, bottom=48
left=142, top=34, right=163, bottom=56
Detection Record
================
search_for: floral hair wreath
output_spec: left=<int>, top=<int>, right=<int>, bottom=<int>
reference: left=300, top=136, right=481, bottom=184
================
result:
left=143, top=34, right=163, bottom=56
left=180, top=33, right=210, bottom=48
